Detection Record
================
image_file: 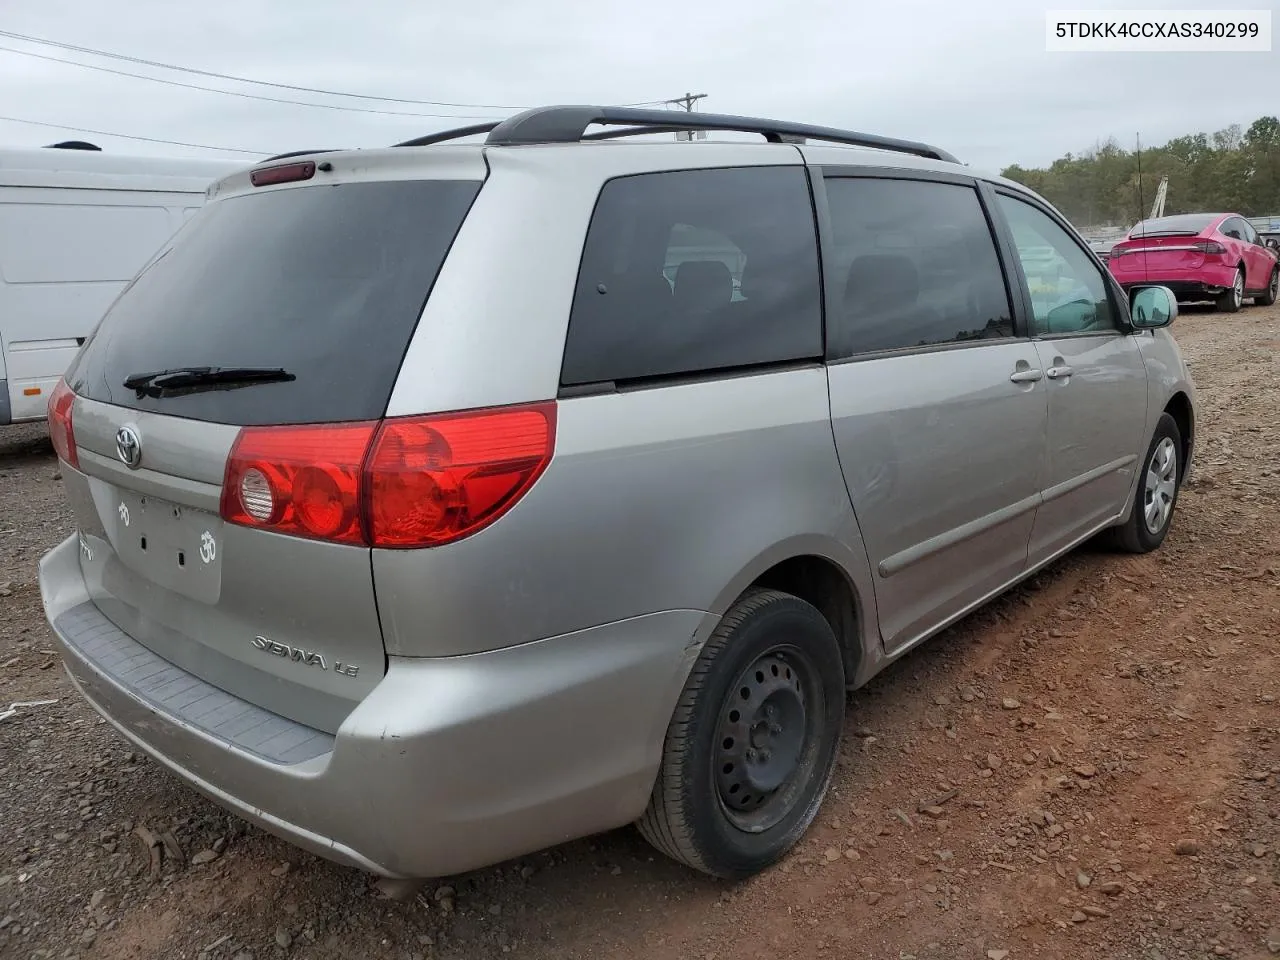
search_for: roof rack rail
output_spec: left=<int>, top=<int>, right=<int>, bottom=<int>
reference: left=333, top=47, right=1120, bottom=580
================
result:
left=260, top=149, right=340, bottom=163
left=393, top=122, right=500, bottom=148
left=485, top=106, right=959, bottom=163
left=46, top=140, right=101, bottom=151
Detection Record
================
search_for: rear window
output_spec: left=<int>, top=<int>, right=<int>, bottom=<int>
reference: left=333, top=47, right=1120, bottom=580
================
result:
left=1132, top=214, right=1216, bottom=236
left=561, top=166, right=822, bottom=386
left=68, top=179, right=480, bottom=426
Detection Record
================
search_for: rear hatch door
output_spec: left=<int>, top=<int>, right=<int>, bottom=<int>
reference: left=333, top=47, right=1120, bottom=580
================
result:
left=62, top=158, right=484, bottom=733
left=1115, top=232, right=1206, bottom=271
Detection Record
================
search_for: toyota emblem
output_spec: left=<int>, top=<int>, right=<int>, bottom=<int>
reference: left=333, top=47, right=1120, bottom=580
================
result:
left=115, top=426, right=142, bottom=469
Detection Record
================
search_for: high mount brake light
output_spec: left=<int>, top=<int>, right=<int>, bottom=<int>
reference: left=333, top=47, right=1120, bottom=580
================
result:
left=250, top=161, right=316, bottom=187
left=48, top=378, right=78, bottom=469
left=219, top=402, right=557, bottom=548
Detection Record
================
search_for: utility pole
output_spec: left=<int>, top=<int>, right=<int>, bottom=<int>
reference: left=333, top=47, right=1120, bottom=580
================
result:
left=668, top=92, right=707, bottom=113
left=667, top=92, right=707, bottom=141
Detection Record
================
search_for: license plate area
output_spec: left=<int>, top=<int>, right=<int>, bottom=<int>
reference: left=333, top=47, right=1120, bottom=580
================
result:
left=108, top=490, right=223, bottom=602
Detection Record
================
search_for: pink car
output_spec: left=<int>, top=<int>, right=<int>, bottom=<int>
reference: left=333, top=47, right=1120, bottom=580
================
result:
left=1108, top=212, right=1279, bottom=313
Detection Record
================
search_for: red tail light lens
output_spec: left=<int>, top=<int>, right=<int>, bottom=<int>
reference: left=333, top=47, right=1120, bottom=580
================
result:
left=218, top=402, right=556, bottom=549
left=221, top=422, right=376, bottom=545
left=1108, top=245, right=1130, bottom=258
left=365, top=403, right=556, bottom=548
left=48, top=378, right=78, bottom=469
left=1191, top=240, right=1226, bottom=255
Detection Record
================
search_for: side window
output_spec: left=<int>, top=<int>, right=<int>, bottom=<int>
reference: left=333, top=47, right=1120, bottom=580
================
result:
left=1221, top=218, right=1245, bottom=241
left=823, top=177, right=1013, bottom=356
left=662, top=224, right=747, bottom=301
left=1240, top=220, right=1261, bottom=245
left=562, top=167, right=822, bottom=386
left=996, top=194, right=1117, bottom=337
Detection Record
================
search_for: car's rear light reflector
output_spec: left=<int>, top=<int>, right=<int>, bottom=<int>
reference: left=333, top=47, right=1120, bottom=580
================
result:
left=218, top=402, right=557, bottom=549
left=250, top=161, right=316, bottom=187
left=1108, top=245, right=1130, bottom=257
left=47, top=378, right=78, bottom=469
left=365, top=402, right=557, bottom=548
left=1191, top=240, right=1226, bottom=255
left=221, top=421, right=376, bottom=545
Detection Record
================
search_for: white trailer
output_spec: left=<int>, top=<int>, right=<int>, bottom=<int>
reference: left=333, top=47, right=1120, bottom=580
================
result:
left=0, top=145, right=242, bottom=425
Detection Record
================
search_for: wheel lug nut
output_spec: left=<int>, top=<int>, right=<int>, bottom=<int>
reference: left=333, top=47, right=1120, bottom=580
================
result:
left=747, top=749, right=758, bottom=762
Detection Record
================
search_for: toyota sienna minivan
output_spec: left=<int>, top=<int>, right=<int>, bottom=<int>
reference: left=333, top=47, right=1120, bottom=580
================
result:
left=39, top=105, right=1196, bottom=881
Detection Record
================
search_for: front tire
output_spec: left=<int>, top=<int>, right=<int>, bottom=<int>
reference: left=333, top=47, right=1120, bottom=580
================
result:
left=1258, top=267, right=1279, bottom=307
left=637, top=589, right=845, bottom=879
left=1107, top=412, right=1182, bottom=554
left=1217, top=268, right=1245, bottom=313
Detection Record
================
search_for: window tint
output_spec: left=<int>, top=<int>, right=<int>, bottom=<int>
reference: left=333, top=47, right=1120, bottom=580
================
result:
left=562, top=166, right=821, bottom=386
left=1220, top=218, right=1245, bottom=240
left=1133, top=213, right=1216, bottom=236
left=997, top=194, right=1116, bottom=337
left=1240, top=219, right=1260, bottom=245
left=823, top=178, right=1013, bottom=356
left=69, top=179, right=481, bottom=426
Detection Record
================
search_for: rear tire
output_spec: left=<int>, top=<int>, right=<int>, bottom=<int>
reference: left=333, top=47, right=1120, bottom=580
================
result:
left=637, top=589, right=845, bottom=879
left=1105, top=413, right=1182, bottom=554
left=1257, top=267, right=1279, bottom=307
left=1216, top=268, right=1245, bottom=313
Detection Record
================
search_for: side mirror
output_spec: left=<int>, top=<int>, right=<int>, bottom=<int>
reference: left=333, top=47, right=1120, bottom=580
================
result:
left=1130, top=285, right=1178, bottom=329
left=1265, top=237, right=1280, bottom=252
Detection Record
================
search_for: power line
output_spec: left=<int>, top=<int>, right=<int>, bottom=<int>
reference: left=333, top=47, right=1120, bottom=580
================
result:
left=0, top=29, right=669, bottom=112
left=0, top=114, right=266, bottom=155
left=0, top=45, right=504, bottom=120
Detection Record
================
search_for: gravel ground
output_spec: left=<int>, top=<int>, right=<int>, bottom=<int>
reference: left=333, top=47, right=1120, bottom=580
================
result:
left=1, top=302, right=1278, bottom=960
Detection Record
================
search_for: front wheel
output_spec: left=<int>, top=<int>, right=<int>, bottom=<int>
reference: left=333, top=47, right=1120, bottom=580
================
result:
left=1257, top=267, right=1279, bottom=307
left=637, top=589, right=845, bottom=879
left=1106, top=412, right=1182, bottom=554
left=1216, top=268, right=1245, bottom=313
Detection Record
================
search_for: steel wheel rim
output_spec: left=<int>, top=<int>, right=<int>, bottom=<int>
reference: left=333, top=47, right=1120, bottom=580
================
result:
left=1143, top=436, right=1177, bottom=535
left=1233, top=272, right=1244, bottom=307
left=714, top=645, right=824, bottom=834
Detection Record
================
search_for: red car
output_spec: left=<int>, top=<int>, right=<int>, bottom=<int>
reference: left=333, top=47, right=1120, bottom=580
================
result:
left=1108, top=212, right=1279, bottom=312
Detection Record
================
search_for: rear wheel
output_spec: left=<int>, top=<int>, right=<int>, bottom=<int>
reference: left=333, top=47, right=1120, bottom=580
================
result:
left=1106, top=412, right=1181, bottom=554
left=1216, top=268, right=1245, bottom=313
left=1258, top=267, right=1279, bottom=307
left=637, top=589, right=845, bottom=879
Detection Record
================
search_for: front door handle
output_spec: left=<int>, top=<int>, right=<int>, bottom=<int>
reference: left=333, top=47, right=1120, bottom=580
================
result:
left=1009, top=368, right=1044, bottom=383
left=1046, top=365, right=1075, bottom=380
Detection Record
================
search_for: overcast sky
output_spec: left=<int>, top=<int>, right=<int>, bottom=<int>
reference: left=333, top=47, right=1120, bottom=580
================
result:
left=0, top=0, right=1275, bottom=173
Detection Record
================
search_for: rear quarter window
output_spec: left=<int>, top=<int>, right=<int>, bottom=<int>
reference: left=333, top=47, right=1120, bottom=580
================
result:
left=68, top=179, right=481, bottom=426
left=561, top=166, right=822, bottom=386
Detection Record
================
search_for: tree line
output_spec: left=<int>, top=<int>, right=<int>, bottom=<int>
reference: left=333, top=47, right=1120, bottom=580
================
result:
left=1001, top=116, right=1280, bottom=231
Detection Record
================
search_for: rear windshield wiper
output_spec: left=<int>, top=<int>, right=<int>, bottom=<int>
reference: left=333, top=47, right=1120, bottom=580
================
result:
left=123, top=366, right=296, bottom=397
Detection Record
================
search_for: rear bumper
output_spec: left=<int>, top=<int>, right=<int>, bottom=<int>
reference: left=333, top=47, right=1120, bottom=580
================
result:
left=1112, top=263, right=1238, bottom=298
left=39, top=533, right=705, bottom=878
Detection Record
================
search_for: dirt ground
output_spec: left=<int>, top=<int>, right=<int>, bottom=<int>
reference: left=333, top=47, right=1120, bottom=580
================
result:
left=2, top=302, right=1278, bottom=960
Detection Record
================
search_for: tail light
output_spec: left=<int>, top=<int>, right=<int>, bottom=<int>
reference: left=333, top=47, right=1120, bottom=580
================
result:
left=1108, top=245, right=1130, bottom=258
left=48, top=378, right=78, bottom=469
left=221, top=422, right=376, bottom=545
left=1191, top=240, right=1226, bottom=255
left=220, top=402, right=556, bottom=549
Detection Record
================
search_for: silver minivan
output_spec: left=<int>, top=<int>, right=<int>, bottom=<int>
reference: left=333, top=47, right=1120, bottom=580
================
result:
left=38, top=106, right=1196, bottom=881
